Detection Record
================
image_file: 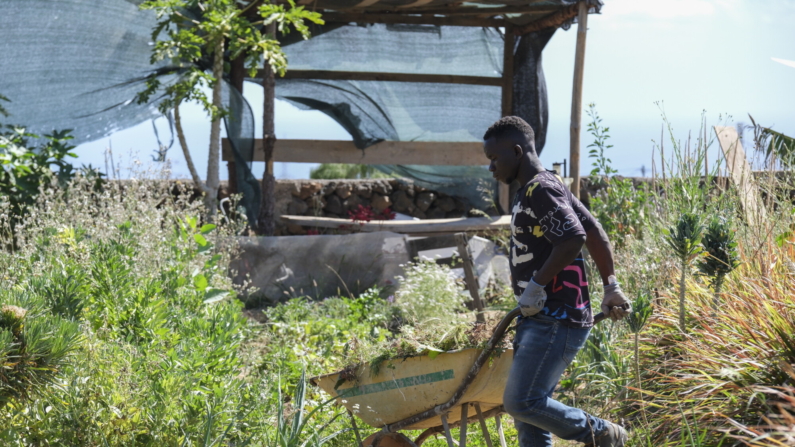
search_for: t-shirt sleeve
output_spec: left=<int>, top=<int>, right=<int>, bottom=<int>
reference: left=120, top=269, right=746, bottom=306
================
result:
left=524, top=179, right=586, bottom=246
left=571, top=195, right=598, bottom=232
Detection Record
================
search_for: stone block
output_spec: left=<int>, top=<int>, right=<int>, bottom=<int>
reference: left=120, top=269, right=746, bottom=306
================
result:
left=372, top=180, right=392, bottom=195
left=299, top=181, right=322, bottom=199
left=335, top=183, right=353, bottom=199
left=286, top=198, right=309, bottom=215
left=324, top=194, right=344, bottom=215
left=426, top=207, right=446, bottom=219
left=415, top=191, right=436, bottom=212
left=371, top=194, right=392, bottom=212
left=390, top=190, right=413, bottom=212
left=354, top=182, right=373, bottom=198
left=321, top=181, right=337, bottom=196
left=435, top=196, right=456, bottom=212
left=343, top=194, right=364, bottom=211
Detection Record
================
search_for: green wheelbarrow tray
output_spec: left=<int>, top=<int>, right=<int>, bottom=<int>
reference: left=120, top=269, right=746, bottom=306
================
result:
left=311, top=345, right=513, bottom=430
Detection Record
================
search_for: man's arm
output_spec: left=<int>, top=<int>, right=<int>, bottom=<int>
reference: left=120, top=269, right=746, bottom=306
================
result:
left=532, top=234, right=586, bottom=285
left=585, top=224, right=631, bottom=320
left=585, top=224, right=615, bottom=286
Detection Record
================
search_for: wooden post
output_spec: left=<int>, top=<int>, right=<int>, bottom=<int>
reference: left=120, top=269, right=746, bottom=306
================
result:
left=569, top=1, right=589, bottom=198
left=258, top=23, right=277, bottom=235
left=498, top=27, right=515, bottom=214
left=226, top=54, right=245, bottom=196
left=455, top=233, right=486, bottom=323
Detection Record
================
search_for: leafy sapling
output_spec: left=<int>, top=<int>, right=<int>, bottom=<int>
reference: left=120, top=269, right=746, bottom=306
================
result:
left=625, top=291, right=653, bottom=392
left=664, top=212, right=704, bottom=333
left=697, top=217, right=740, bottom=311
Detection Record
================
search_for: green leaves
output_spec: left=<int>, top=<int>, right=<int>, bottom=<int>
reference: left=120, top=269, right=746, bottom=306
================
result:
left=749, top=114, right=795, bottom=167
left=664, top=212, right=705, bottom=262
left=136, top=0, right=323, bottom=118
left=697, top=216, right=740, bottom=287
left=626, top=290, right=654, bottom=334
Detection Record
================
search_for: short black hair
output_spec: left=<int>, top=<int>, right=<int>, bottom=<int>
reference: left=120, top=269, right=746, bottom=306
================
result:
left=483, top=116, right=535, bottom=144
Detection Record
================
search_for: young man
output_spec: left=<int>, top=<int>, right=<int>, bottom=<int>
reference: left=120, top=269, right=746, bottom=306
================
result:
left=483, top=116, right=632, bottom=447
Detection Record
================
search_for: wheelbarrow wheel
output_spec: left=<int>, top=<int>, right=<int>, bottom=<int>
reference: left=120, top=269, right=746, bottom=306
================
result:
left=363, top=432, right=418, bottom=447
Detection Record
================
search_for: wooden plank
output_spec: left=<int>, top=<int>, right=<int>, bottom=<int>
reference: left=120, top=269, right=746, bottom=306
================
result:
left=391, top=4, right=560, bottom=15
left=261, top=69, right=502, bottom=86
left=280, top=215, right=511, bottom=234
left=456, top=233, right=486, bottom=324
left=713, top=126, right=767, bottom=226
left=222, top=139, right=488, bottom=166
left=499, top=28, right=515, bottom=214
left=320, top=11, right=506, bottom=27
left=568, top=1, right=588, bottom=198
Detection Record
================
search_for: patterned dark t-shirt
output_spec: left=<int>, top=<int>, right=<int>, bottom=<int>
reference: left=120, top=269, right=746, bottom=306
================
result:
left=510, top=170, right=598, bottom=328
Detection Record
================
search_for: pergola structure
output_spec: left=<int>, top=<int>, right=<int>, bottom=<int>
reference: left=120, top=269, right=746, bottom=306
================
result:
left=224, top=0, right=599, bottom=230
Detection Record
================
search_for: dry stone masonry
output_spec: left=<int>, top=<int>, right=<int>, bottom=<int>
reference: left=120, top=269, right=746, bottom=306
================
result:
left=274, top=179, right=481, bottom=235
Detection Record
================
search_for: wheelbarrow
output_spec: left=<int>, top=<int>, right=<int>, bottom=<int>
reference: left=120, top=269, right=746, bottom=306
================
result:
left=310, top=307, right=616, bottom=447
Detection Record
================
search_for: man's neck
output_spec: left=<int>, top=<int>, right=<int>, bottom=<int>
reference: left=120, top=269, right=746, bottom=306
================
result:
left=515, top=158, right=545, bottom=186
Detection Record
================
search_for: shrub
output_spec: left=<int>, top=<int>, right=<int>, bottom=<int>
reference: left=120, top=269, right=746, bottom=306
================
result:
left=394, top=259, right=464, bottom=329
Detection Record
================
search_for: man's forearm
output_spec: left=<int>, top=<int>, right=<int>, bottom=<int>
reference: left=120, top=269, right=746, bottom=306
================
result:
left=532, top=235, right=586, bottom=285
left=585, top=225, right=616, bottom=286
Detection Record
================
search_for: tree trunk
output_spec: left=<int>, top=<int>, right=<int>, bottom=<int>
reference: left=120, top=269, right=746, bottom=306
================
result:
left=174, top=103, right=205, bottom=194
left=257, top=23, right=277, bottom=235
left=227, top=53, right=246, bottom=196
left=679, top=260, right=687, bottom=333
left=205, top=36, right=225, bottom=220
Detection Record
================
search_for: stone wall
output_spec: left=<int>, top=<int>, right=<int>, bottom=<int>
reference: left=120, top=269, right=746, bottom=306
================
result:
left=274, top=179, right=491, bottom=235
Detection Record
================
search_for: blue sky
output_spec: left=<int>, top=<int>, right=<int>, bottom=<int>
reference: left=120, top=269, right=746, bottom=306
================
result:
left=74, top=0, right=795, bottom=179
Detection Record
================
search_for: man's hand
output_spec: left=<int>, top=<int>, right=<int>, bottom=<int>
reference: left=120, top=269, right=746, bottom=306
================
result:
left=602, top=276, right=632, bottom=321
left=518, top=278, right=547, bottom=317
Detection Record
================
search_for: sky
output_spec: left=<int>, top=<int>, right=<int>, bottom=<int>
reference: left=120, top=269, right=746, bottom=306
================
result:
left=74, top=0, right=795, bottom=180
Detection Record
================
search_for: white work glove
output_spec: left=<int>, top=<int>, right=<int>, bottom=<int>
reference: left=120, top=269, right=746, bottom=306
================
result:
left=518, top=278, right=547, bottom=317
left=601, top=275, right=632, bottom=321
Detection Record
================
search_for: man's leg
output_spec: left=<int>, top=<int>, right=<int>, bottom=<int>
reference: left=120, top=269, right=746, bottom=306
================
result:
left=503, top=316, right=609, bottom=445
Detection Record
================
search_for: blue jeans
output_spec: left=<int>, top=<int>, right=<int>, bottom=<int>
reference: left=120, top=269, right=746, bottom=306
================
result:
left=503, top=315, right=608, bottom=446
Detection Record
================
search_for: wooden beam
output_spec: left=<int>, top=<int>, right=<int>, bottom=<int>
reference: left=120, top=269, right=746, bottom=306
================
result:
left=357, top=4, right=560, bottom=15
left=498, top=28, right=514, bottom=214
left=259, top=69, right=502, bottom=86
left=280, top=215, right=511, bottom=234
left=568, top=1, right=588, bottom=198
left=514, top=3, right=580, bottom=35
left=456, top=233, right=486, bottom=323
left=222, top=139, right=488, bottom=166
left=714, top=126, right=767, bottom=226
left=320, top=11, right=506, bottom=27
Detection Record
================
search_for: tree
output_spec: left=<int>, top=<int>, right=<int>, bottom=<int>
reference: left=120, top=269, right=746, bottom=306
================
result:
left=136, top=0, right=322, bottom=222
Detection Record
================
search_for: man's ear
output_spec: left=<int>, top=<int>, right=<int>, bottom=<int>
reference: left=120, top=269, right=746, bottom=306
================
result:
left=513, top=144, right=524, bottom=159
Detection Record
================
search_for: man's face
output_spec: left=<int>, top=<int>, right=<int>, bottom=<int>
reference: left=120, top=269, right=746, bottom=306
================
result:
left=484, top=136, right=522, bottom=185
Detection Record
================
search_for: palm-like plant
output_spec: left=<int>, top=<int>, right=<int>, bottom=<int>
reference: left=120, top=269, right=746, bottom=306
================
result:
left=625, top=291, right=653, bottom=392
left=268, top=370, right=348, bottom=447
left=664, top=213, right=704, bottom=333
left=697, top=217, right=740, bottom=310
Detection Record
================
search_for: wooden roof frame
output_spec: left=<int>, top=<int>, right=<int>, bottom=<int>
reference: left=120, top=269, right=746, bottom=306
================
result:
left=231, top=1, right=595, bottom=219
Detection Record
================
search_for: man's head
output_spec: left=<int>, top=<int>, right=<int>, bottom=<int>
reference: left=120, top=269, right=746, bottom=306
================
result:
left=483, top=116, right=537, bottom=184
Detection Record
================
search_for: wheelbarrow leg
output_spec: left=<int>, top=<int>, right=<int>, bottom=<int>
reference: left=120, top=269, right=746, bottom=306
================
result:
left=348, top=411, right=364, bottom=447
left=459, top=404, right=469, bottom=447
left=495, top=414, right=507, bottom=447
left=440, top=413, right=456, bottom=447
left=473, top=403, right=494, bottom=447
